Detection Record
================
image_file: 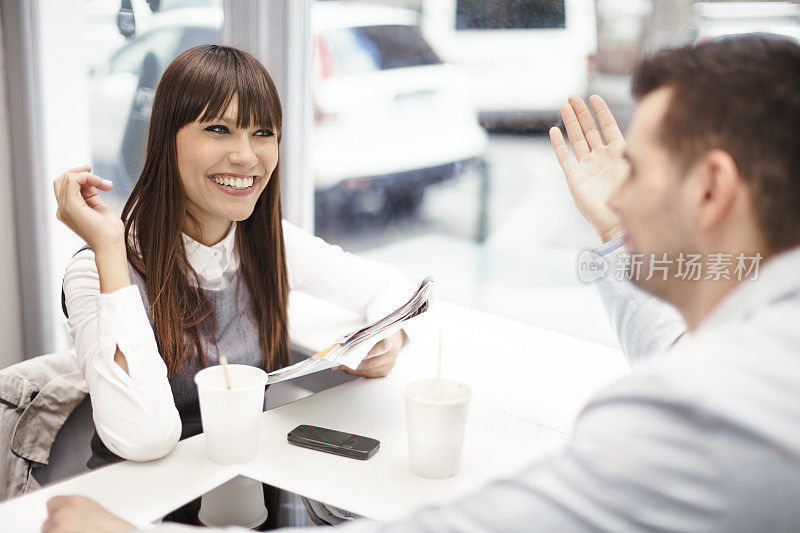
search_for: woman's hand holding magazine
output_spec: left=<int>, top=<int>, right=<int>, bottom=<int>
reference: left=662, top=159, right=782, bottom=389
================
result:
left=267, top=277, right=434, bottom=384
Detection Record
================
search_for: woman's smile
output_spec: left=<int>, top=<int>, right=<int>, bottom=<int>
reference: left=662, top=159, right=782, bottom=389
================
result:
left=207, top=172, right=261, bottom=197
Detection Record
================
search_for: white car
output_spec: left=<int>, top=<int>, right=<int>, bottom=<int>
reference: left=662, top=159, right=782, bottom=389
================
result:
left=421, top=0, right=597, bottom=127
left=691, top=2, right=800, bottom=43
left=87, top=2, right=488, bottom=216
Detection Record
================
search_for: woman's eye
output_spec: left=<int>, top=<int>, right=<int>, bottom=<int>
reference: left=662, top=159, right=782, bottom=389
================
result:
left=205, top=125, right=230, bottom=134
left=205, top=125, right=274, bottom=138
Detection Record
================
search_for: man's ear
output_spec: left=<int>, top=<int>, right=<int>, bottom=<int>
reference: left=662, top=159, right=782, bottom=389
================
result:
left=687, top=149, right=741, bottom=231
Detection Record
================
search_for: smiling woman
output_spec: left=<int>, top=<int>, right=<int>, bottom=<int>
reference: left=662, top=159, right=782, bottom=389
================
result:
left=123, top=45, right=289, bottom=380
left=178, top=99, right=276, bottom=218
left=54, top=45, right=412, bottom=481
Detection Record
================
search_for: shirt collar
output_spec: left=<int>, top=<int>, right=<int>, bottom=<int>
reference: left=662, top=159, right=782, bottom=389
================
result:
left=182, top=223, right=237, bottom=280
left=703, top=245, right=800, bottom=329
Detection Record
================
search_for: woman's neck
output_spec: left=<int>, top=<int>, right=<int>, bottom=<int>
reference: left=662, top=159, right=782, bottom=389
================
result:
left=184, top=219, right=232, bottom=247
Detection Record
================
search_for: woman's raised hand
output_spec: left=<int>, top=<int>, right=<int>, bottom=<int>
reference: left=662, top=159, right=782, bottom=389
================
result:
left=53, top=165, right=123, bottom=253
left=549, top=95, right=628, bottom=243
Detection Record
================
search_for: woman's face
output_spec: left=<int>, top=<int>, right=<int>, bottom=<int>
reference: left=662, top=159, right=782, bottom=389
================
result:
left=176, top=94, right=278, bottom=241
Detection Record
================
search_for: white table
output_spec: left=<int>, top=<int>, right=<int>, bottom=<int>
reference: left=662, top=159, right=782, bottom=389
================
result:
left=0, top=296, right=628, bottom=531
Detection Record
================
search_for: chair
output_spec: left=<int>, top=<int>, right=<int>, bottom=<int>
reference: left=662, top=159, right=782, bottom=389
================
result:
left=32, top=395, right=93, bottom=486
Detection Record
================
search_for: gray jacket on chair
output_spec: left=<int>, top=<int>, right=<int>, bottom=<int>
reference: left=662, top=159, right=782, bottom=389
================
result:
left=0, top=350, right=87, bottom=503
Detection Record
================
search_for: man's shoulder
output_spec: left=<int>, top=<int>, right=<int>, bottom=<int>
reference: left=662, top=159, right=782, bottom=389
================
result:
left=605, top=306, right=797, bottom=389
left=590, top=301, right=800, bottom=443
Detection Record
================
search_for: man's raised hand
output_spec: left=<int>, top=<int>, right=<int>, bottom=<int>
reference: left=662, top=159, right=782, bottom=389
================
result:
left=549, top=95, right=628, bottom=243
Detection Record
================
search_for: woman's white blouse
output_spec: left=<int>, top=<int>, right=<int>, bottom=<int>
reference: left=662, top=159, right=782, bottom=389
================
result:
left=63, top=220, right=414, bottom=462
left=181, top=220, right=238, bottom=290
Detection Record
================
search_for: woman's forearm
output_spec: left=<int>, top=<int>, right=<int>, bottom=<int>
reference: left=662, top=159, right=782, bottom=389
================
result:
left=94, top=242, right=133, bottom=373
left=94, top=241, right=131, bottom=294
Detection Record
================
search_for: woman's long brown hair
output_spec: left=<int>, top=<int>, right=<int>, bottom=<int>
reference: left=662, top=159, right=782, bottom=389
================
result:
left=121, top=45, right=289, bottom=376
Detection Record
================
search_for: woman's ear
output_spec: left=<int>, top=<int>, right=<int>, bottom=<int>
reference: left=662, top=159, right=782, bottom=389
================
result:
left=688, top=149, right=741, bottom=232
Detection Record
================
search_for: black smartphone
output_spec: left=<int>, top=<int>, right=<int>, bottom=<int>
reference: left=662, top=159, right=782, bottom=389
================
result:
left=287, top=424, right=380, bottom=460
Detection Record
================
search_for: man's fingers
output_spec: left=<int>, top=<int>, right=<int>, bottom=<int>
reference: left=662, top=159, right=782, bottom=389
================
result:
left=589, top=95, right=625, bottom=145
left=46, top=495, right=72, bottom=516
left=569, top=95, right=604, bottom=150
left=549, top=127, right=578, bottom=182
left=560, top=102, right=590, bottom=160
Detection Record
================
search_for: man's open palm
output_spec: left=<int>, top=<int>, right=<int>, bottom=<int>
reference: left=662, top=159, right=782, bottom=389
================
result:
left=549, top=95, right=628, bottom=243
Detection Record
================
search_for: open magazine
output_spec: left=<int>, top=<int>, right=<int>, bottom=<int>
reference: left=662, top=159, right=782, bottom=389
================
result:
left=267, top=276, right=434, bottom=384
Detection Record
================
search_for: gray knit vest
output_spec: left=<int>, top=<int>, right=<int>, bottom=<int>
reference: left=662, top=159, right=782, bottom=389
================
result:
left=88, top=263, right=263, bottom=469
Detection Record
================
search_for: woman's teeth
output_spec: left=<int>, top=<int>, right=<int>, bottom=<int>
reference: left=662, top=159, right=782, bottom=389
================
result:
left=211, top=175, right=254, bottom=189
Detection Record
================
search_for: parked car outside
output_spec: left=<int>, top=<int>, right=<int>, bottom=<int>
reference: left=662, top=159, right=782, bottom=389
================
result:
left=691, top=2, right=800, bottom=44
left=421, top=0, right=597, bottom=128
left=311, top=1, right=487, bottom=219
left=87, top=2, right=488, bottom=219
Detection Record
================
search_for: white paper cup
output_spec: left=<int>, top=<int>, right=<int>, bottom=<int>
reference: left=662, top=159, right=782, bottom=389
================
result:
left=198, top=475, right=268, bottom=529
left=195, top=364, right=268, bottom=464
left=404, top=379, right=471, bottom=479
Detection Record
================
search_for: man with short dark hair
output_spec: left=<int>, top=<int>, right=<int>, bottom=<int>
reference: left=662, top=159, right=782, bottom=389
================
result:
left=43, top=35, right=800, bottom=533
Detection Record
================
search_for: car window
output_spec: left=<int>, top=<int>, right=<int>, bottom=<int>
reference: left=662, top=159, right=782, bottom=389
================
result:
left=456, top=0, right=566, bottom=30
left=108, top=28, right=184, bottom=75
left=322, top=24, right=441, bottom=75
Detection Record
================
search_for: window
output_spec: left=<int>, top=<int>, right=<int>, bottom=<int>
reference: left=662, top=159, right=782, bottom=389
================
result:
left=20, top=0, right=775, bottom=355
left=108, top=28, right=183, bottom=75
left=455, top=0, right=566, bottom=30
left=311, top=0, right=608, bottom=345
left=178, top=27, right=221, bottom=51
left=321, top=25, right=441, bottom=75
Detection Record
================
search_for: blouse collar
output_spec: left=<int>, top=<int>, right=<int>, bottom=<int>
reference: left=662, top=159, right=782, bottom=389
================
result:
left=182, top=223, right=238, bottom=285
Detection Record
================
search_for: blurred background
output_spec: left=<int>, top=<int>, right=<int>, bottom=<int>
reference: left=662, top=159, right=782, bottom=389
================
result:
left=0, top=0, right=798, bottom=365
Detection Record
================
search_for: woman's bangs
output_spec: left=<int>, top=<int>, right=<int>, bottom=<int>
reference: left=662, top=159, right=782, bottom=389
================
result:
left=193, top=52, right=282, bottom=135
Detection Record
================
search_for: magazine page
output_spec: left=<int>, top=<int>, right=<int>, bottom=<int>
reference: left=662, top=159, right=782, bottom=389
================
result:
left=266, top=277, right=433, bottom=384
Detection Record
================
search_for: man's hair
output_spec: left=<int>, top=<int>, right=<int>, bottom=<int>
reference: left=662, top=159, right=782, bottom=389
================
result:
left=632, top=35, right=800, bottom=253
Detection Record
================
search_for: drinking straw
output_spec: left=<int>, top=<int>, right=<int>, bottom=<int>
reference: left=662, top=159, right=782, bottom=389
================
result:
left=435, top=329, right=443, bottom=400
left=219, top=356, right=232, bottom=390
